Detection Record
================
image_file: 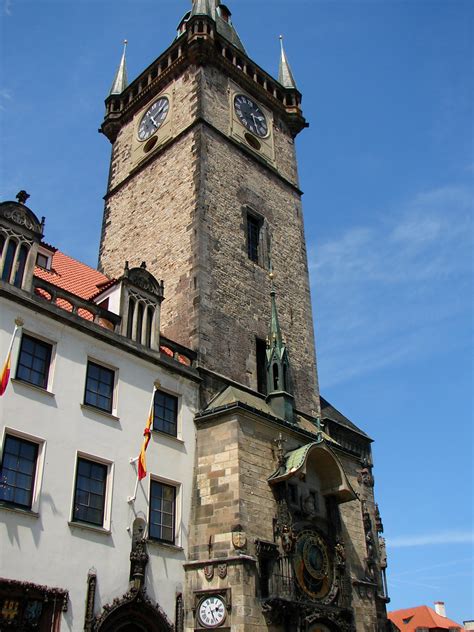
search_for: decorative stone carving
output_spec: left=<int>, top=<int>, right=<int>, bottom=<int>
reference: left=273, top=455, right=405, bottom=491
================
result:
left=204, top=565, right=214, bottom=581
left=375, top=503, right=384, bottom=533
left=231, top=524, right=248, bottom=550
left=130, top=518, right=149, bottom=589
left=357, top=459, right=374, bottom=488
left=125, top=262, right=164, bottom=299
left=0, top=201, right=43, bottom=235
left=84, top=569, right=97, bottom=631
left=16, top=190, right=30, bottom=204
left=93, top=586, right=173, bottom=631
left=335, top=540, right=346, bottom=571
left=217, top=563, right=228, bottom=579
left=378, top=536, right=387, bottom=570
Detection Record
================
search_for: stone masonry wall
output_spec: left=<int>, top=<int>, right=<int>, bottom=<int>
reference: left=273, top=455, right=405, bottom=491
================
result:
left=99, top=62, right=320, bottom=415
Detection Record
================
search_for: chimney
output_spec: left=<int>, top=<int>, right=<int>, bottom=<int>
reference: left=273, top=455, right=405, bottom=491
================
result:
left=464, top=621, right=474, bottom=630
left=434, top=602, right=446, bottom=618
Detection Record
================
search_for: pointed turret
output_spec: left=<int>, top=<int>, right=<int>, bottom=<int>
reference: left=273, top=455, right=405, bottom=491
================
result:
left=109, top=40, right=128, bottom=96
left=189, top=0, right=246, bottom=53
left=278, top=35, right=297, bottom=90
left=266, top=271, right=295, bottom=422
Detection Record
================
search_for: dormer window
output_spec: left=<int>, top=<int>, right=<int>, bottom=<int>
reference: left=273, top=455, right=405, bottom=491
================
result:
left=36, top=252, right=50, bottom=269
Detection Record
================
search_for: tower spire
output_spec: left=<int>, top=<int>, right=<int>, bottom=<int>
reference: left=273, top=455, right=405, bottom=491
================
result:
left=266, top=269, right=295, bottom=422
left=189, top=0, right=246, bottom=53
left=109, top=40, right=128, bottom=96
left=278, top=35, right=298, bottom=90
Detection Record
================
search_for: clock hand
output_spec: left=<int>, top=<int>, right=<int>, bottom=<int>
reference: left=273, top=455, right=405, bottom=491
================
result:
left=150, top=115, right=159, bottom=128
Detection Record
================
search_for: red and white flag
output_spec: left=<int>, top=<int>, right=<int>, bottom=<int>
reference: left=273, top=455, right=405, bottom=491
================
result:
left=0, top=319, right=23, bottom=397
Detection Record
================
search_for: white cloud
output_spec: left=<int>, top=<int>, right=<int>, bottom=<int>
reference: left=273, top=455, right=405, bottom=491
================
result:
left=310, top=184, right=473, bottom=386
left=387, top=530, right=474, bottom=548
left=0, top=88, right=12, bottom=111
left=4, top=0, right=12, bottom=16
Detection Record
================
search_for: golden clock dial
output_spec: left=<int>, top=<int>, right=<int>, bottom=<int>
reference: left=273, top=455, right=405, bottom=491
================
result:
left=293, top=530, right=334, bottom=601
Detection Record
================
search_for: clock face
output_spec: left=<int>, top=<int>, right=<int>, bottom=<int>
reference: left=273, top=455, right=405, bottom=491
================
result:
left=293, top=530, right=334, bottom=601
left=234, top=94, right=268, bottom=138
left=138, top=96, right=170, bottom=141
left=197, top=595, right=226, bottom=628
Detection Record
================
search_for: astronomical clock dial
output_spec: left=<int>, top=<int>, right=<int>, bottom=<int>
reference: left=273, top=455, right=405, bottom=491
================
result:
left=138, top=96, right=170, bottom=141
left=234, top=94, right=268, bottom=138
left=197, top=595, right=226, bottom=628
left=293, top=530, right=334, bottom=601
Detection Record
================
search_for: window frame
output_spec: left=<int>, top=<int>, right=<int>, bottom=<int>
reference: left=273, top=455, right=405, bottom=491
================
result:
left=246, top=212, right=262, bottom=264
left=70, top=452, right=114, bottom=531
left=83, top=359, right=117, bottom=415
left=148, top=477, right=181, bottom=546
left=153, top=389, right=179, bottom=438
left=15, top=332, right=54, bottom=391
left=0, top=427, right=46, bottom=514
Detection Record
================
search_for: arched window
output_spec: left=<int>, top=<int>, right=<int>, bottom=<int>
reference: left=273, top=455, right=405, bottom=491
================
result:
left=127, top=298, right=135, bottom=339
left=2, top=239, right=17, bottom=283
left=145, top=306, right=154, bottom=347
left=0, top=233, right=5, bottom=258
left=136, top=302, right=144, bottom=344
left=14, top=244, right=29, bottom=288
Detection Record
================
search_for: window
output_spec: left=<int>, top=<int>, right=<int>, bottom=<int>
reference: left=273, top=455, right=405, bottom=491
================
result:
left=0, top=435, right=39, bottom=510
left=72, top=457, right=108, bottom=526
left=153, top=390, right=178, bottom=437
left=36, top=252, right=49, bottom=269
left=13, top=244, right=29, bottom=288
left=247, top=214, right=261, bottom=262
left=256, top=337, right=267, bottom=395
left=1, top=239, right=17, bottom=282
left=84, top=361, right=115, bottom=413
left=149, top=480, right=176, bottom=543
left=16, top=334, right=52, bottom=389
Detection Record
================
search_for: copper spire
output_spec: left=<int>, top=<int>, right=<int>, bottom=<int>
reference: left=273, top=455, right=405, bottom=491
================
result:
left=278, top=35, right=297, bottom=90
left=109, top=40, right=128, bottom=96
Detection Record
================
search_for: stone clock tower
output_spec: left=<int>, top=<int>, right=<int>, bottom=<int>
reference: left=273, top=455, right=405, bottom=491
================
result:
left=98, top=0, right=319, bottom=415
left=99, top=2, right=390, bottom=631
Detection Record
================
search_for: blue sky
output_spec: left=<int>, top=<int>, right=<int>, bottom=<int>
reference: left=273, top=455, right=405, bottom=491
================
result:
left=1, top=0, right=473, bottom=624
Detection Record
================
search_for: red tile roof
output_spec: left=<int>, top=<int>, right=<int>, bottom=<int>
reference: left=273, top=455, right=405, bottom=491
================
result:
left=34, top=250, right=112, bottom=300
left=389, top=606, right=464, bottom=631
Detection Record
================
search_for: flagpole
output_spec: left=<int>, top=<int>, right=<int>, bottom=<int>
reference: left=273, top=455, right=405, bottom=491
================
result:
left=127, top=383, right=158, bottom=503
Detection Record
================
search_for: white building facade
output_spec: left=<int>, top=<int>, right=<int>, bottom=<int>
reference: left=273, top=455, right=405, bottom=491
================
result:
left=0, top=197, right=200, bottom=631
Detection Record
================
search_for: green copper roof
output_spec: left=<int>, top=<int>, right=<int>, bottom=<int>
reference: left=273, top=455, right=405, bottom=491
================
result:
left=190, top=0, right=246, bottom=53
left=278, top=36, right=297, bottom=90
left=109, top=40, right=128, bottom=96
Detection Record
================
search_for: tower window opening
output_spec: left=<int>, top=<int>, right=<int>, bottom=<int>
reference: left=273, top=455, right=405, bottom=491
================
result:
left=247, top=214, right=261, bottom=263
left=256, top=337, right=267, bottom=395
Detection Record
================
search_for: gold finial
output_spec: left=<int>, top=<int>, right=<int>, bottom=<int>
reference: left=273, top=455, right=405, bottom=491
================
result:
left=154, top=379, right=161, bottom=389
left=14, top=317, right=24, bottom=327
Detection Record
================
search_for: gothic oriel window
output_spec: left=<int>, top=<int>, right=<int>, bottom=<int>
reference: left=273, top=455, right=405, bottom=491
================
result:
left=0, top=435, right=39, bottom=510
left=149, top=480, right=176, bottom=544
left=16, top=334, right=52, bottom=390
left=14, top=244, right=29, bottom=288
